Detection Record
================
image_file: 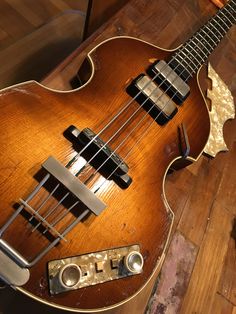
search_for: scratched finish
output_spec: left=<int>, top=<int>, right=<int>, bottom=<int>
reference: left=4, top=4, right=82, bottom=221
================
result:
left=0, top=37, right=210, bottom=310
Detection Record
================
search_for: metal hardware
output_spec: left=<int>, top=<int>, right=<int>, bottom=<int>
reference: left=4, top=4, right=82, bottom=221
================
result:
left=59, top=264, right=82, bottom=288
left=148, top=60, right=190, bottom=104
left=0, top=248, right=30, bottom=286
left=0, top=153, right=108, bottom=280
left=48, top=244, right=143, bottom=295
left=65, top=126, right=132, bottom=189
left=42, top=156, right=106, bottom=216
left=126, top=74, right=178, bottom=125
left=124, top=251, right=144, bottom=273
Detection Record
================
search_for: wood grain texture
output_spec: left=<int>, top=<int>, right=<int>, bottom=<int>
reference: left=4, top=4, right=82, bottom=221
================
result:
left=0, top=0, right=88, bottom=49
left=0, top=0, right=235, bottom=313
left=0, top=37, right=210, bottom=310
left=211, top=293, right=234, bottom=314
left=180, top=203, right=234, bottom=314
left=177, top=157, right=222, bottom=246
left=218, top=225, right=236, bottom=305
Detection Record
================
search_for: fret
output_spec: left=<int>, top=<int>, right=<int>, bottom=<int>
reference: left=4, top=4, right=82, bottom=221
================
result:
left=174, top=54, right=196, bottom=74
left=204, top=25, right=221, bottom=43
left=183, top=43, right=205, bottom=64
left=196, top=32, right=214, bottom=53
left=175, top=50, right=198, bottom=71
left=211, top=16, right=230, bottom=32
left=228, top=2, right=236, bottom=13
left=186, top=38, right=208, bottom=64
left=169, top=57, right=193, bottom=80
left=223, top=6, right=235, bottom=23
left=208, top=21, right=225, bottom=38
left=216, top=13, right=231, bottom=29
left=216, top=16, right=230, bottom=33
left=180, top=48, right=201, bottom=68
left=192, top=35, right=211, bottom=58
left=199, top=28, right=217, bottom=48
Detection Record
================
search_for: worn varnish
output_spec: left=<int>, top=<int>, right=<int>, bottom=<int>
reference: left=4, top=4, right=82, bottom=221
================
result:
left=0, top=35, right=210, bottom=310
left=0, top=0, right=235, bottom=314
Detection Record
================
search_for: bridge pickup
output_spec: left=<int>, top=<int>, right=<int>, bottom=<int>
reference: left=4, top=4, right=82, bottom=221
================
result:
left=147, top=60, right=190, bottom=105
left=65, top=127, right=132, bottom=189
left=42, top=156, right=106, bottom=216
left=126, top=74, right=178, bottom=125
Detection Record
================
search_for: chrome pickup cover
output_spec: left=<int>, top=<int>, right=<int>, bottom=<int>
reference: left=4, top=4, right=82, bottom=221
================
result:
left=135, top=75, right=177, bottom=117
left=148, top=60, right=190, bottom=104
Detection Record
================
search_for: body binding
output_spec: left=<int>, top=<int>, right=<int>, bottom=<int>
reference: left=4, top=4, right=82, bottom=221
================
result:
left=0, top=36, right=210, bottom=311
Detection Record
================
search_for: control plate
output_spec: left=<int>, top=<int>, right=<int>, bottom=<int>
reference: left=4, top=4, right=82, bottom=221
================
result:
left=48, top=244, right=143, bottom=294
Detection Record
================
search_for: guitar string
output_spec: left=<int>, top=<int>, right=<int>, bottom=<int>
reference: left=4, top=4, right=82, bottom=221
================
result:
left=82, top=4, right=236, bottom=193
left=66, top=13, right=226, bottom=178
left=29, top=58, right=192, bottom=232
left=79, top=5, right=236, bottom=187
left=64, top=3, right=230, bottom=173
left=29, top=7, right=230, bottom=234
left=33, top=30, right=215, bottom=234
left=30, top=8, right=230, bottom=233
left=27, top=35, right=200, bottom=225
left=29, top=44, right=199, bottom=233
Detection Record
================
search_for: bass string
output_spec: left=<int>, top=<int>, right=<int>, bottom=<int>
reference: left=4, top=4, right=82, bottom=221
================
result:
left=75, top=0, right=235, bottom=161
left=95, top=3, right=236, bottom=187
left=28, top=20, right=213, bottom=230
left=72, top=48, right=203, bottom=176
left=64, top=3, right=226, bottom=168
left=80, top=64, right=193, bottom=190
left=31, top=56, right=195, bottom=233
left=68, top=54, right=193, bottom=168
left=28, top=55, right=192, bottom=231
left=73, top=5, right=233, bottom=179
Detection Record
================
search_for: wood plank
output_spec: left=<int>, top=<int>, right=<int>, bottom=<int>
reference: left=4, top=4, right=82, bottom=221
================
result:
left=211, top=293, right=234, bottom=314
left=0, top=0, right=89, bottom=49
left=218, top=223, right=236, bottom=305
left=0, top=1, right=33, bottom=45
left=177, top=158, right=222, bottom=246
left=0, top=12, right=85, bottom=88
left=215, top=142, right=236, bottom=215
left=4, top=0, right=43, bottom=28
left=86, top=0, right=127, bottom=36
left=165, top=178, right=192, bottom=231
left=180, top=203, right=234, bottom=314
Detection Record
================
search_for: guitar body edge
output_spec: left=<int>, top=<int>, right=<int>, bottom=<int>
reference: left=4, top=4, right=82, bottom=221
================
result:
left=0, top=36, right=210, bottom=312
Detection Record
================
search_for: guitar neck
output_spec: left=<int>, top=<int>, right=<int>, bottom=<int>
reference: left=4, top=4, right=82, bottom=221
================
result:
left=169, top=0, right=235, bottom=80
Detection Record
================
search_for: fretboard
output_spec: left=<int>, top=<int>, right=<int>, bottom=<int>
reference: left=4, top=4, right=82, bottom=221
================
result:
left=169, top=0, right=236, bottom=81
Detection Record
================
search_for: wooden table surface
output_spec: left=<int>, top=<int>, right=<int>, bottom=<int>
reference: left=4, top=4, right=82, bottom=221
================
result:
left=0, top=0, right=235, bottom=313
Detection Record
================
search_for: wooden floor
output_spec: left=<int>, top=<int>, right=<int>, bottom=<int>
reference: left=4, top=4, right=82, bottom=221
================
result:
left=0, top=0, right=235, bottom=313
left=0, top=0, right=88, bottom=49
left=0, top=0, right=90, bottom=88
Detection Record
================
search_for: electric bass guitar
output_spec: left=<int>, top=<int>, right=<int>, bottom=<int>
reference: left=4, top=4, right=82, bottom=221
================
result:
left=0, top=1, right=235, bottom=312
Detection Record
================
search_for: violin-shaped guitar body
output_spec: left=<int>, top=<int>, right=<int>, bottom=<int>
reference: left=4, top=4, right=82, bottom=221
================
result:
left=0, top=36, right=210, bottom=311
